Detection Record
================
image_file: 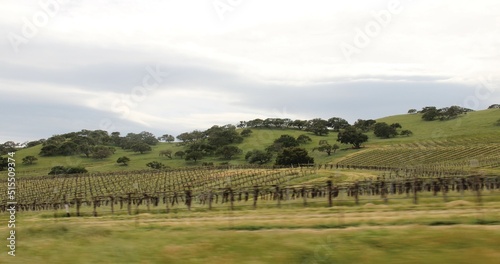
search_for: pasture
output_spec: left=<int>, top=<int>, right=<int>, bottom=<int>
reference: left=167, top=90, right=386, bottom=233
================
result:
left=1, top=200, right=499, bottom=264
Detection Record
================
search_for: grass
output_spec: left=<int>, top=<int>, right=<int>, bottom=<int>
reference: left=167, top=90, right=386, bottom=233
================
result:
left=1, top=202, right=500, bottom=264
left=336, top=109, right=500, bottom=171
left=373, top=108, right=500, bottom=145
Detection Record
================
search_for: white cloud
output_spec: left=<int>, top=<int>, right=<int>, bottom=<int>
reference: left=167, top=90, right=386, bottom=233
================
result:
left=1, top=0, right=499, bottom=142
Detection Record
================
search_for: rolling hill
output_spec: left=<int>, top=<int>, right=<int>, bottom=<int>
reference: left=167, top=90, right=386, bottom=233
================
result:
left=9, top=108, right=500, bottom=176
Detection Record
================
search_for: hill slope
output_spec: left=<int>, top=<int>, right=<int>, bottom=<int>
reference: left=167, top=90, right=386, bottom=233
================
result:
left=11, top=109, right=500, bottom=176
left=338, top=109, right=500, bottom=172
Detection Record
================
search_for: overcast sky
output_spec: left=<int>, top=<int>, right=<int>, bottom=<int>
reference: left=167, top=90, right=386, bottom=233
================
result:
left=1, top=0, right=499, bottom=143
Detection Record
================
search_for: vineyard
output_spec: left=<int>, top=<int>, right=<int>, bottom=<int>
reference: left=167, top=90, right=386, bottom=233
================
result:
left=337, top=144, right=500, bottom=171
left=3, top=165, right=500, bottom=216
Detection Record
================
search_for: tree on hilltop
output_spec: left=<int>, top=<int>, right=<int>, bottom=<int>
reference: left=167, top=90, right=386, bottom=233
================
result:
left=327, top=117, right=350, bottom=132
left=337, top=127, right=368, bottom=149
left=158, top=134, right=175, bottom=143
left=488, top=104, right=500, bottom=109
left=306, top=118, right=329, bottom=136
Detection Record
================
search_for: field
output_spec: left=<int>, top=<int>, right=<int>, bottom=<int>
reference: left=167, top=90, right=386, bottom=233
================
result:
left=1, top=202, right=500, bottom=263
left=2, top=109, right=500, bottom=263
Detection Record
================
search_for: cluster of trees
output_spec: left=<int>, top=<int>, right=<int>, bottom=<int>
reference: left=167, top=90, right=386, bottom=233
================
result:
left=115, top=131, right=158, bottom=153
left=146, top=161, right=168, bottom=170
left=38, top=130, right=162, bottom=158
left=0, top=141, right=19, bottom=155
left=410, top=106, right=474, bottom=121
left=39, top=130, right=115, bottom=158
left=175, top=124, right=245, bottom=163
left=488, top=104, right=500, bottom=109
left=352, top=119, right=377, bottom=132
left=48, top=166, right=88, bottom=175
left=245, top=134, right=315, bottom=166
left=238, top=117, right=350, bottom=136
left=373, top=122, right=412, bottom=138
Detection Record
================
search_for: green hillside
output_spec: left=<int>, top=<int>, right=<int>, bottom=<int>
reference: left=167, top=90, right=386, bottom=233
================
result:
left=10, top=108, right=500, bottom=176
left=339, top=109, right=500, bottom=172
left=372, top=108, right=500, bottom=145
left=13, top=129, right=356, bottom=176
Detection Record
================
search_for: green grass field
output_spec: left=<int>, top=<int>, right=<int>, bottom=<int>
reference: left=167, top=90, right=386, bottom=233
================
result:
left=1, top=202, right=500, bottom=264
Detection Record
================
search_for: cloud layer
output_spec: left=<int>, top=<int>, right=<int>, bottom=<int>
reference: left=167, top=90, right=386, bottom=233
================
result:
left=1, top=0, right=499, bottom=142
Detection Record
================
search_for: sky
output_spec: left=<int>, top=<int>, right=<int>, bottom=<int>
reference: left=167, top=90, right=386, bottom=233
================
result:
left=1, top=0, right=499, bottom=143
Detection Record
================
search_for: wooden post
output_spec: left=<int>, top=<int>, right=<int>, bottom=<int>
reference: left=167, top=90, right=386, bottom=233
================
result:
left=93, top=199, right=98, bottom=217
left=208, top=190, right=213, bottom=210
left=185, top=190, right=192, bottom=211
left=381, top=180, right=388, bottom=204
left=110, top=196, right=114, bottom=215
left=413, top=176, right=418, bottom=205
left=275, top=186, right=281, bottom=208
left=327, top=180, right=333, bottom=207
left=229, top=188, right=234, bottom=211
left=146, top=195, right=151, bottom=212
left=165, top=194, right=170, bottom=214
left=442, top=178, right=448, bottom=202
left=76, top=198, right=82, bottom=217
left=354, top=182, right=359, bottom=206
left=302, top=187, right=307, bottom=207
left=136, top=198, right=140, bottom=215
left=475, top=175, right=482, bottom=205
left=253, top=186, right=259, bottom=209
left=127, top=193, right=132, bottom=215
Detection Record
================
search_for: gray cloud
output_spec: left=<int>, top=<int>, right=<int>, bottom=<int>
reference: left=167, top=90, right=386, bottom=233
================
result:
left=1, top=0, right=498, bottom=143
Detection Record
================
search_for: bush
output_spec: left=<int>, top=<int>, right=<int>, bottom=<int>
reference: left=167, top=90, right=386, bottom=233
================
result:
left=146, top=161, right=167, bottom=170
left=91, top=146, right=115, bottom=159
left=48, top=166, right=87, bottom=175
left=22, top=155, right=38, bottom=165
left=117, top=156, right=130, bottom=166
left=297, top=134, right=312, bottom=144
left=174, top=151, right=185, bottom=159
left=240, top=128, right=253, bottom=137
left=246, top=150, right=273, bottom=164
